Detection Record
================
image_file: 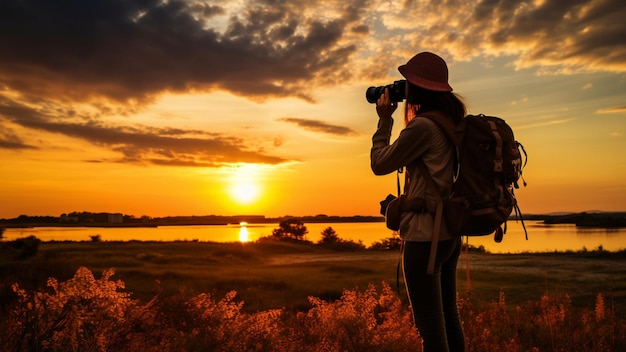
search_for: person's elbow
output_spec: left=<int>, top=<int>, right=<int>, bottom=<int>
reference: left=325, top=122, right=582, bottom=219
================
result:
left=370, top=161, right=390, bottom=175
left=371, top=148, right=395, bottom=175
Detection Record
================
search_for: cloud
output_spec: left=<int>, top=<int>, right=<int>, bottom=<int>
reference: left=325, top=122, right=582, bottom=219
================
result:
left=2, top=0, right=623, bottom=106
left=597, top=106, right=626, bottom=114
left=515, top=118, right=574, bottom=130
left=0, top=0, right=364, bottom=103
left=276, top=117, right=358, bottom=136
left=0, top=0, right=370, bottom=167
left=393, top=0, right=626, bottom=74
left=0, top=96, right=290, bottom=166
left=0, top=126, right=36, bottom=150
left=1, top=0, right=623, bottom=168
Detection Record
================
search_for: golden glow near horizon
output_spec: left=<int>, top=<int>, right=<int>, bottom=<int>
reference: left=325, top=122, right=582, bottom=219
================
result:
left=0, top=1, right=625, bottom=219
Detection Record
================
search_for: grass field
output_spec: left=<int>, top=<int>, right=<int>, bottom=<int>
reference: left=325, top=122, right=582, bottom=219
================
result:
left=2, top=237, right=626, bottom=351
left=2, top=237, right=625, bottom=314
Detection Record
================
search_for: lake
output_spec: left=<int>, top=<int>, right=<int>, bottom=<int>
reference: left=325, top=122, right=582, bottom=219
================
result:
left=3, top=220, right=625, bottom=253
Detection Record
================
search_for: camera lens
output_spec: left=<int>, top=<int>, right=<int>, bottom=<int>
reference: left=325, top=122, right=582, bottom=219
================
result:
left=365, top=80, right=406, bottom=104
left=365, top=86, right=384, bottom=103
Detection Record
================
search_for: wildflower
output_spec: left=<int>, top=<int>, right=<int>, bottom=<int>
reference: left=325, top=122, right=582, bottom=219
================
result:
left=595, top=293, right=605, bottom=322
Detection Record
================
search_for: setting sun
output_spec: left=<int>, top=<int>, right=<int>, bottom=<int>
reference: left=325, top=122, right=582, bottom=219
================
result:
left=229, top=183, right=260, bottom=204
left=226, top=164, right=265, bottom=206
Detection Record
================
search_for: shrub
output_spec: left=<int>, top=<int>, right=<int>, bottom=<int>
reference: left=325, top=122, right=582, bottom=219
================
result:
left=369, top=236, right=402, bottom=250
left=292, top=282, right=421, bottom=351
left=2, top=268, right=625, bottom=351
left=457, top=290, right=625, bottom=352
left=318, top=227, right=340, bottom=245
left=5, top=267, right=135, bottom=351
left=272, top=219, right=309, bottom=240
left=317, top=227, right=365, bottom=251
left=2, top=235, right=41, bottom=259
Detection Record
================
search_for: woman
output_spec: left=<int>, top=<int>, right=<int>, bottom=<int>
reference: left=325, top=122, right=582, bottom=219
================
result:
left=370, top=52, right=466, bottom=352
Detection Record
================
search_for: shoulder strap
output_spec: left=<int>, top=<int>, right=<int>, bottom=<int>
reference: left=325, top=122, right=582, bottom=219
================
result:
left=418, top=111, right=464, bottom=147
left=414, top=111, right=461, bottom=275
left=416, top=160, right=443, bottom=275
left=418, top=111, right=463, bottom=179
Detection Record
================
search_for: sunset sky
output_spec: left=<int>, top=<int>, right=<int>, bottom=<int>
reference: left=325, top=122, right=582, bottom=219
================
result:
left=1, top=0, right=625, bottom=219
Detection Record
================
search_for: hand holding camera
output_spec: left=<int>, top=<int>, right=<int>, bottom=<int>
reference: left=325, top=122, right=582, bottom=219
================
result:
left=366, top=80, right=407, bottom=104
left=367, top=80, right=405, bottom=120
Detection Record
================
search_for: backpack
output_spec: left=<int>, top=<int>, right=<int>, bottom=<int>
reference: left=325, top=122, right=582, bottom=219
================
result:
left=421, top=113, right=528, bottom=242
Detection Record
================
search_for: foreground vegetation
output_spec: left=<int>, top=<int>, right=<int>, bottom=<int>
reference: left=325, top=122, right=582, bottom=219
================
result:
left=1, top=234, right=625, bottom=351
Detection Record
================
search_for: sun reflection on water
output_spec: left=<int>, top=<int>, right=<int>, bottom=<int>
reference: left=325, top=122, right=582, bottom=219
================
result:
left=239, top=222, right=249, bottom=243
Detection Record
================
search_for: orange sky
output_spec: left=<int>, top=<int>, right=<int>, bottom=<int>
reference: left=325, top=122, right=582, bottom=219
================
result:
left=1, top=0, right=625, bottom=219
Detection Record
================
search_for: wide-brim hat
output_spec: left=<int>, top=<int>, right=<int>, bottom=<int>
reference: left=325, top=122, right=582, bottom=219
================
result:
left=398, top=52, right=453, bottom=92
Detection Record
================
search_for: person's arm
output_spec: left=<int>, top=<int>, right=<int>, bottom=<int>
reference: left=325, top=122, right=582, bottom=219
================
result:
left=370, top=88, right=398, bottom=175
left=371, top=117, right=433, bottom=175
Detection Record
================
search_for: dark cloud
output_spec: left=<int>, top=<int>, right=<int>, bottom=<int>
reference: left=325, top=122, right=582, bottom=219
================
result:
left=0, top=96, right=290, bottom=166
left=277, top=117, right=358, bottom=136
left=0, top=0, right=362, bottom=103
left=0, top=127, right=35, bottom=150
left=407, top=0, right=626, bottom=73
left=350, top=24, right=369, bottom=35
left=0, top=0, right=367, bottom=167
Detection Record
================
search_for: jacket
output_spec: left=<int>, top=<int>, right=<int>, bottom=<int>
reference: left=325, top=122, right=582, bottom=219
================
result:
left=370, top=112, right=455, bottom=242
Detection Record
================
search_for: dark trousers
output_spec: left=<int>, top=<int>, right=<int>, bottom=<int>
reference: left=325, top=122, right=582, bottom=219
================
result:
left=402, top=238, right=465, bottom=352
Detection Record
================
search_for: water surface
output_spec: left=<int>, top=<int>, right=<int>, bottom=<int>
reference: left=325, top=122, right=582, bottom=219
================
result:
left=4, top=220, right=624, bottom=253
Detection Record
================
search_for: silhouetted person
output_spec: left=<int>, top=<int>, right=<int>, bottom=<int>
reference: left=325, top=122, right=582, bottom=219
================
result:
left=370, top=52, right=466, bottom=352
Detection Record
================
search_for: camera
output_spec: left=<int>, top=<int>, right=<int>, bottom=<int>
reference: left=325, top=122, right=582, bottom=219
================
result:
left=379, top=194, right=397, bottom=216
left=365, top=80, right=406, bottom=104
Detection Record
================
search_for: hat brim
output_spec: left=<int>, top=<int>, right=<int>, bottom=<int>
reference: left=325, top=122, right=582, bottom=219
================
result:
left=398, top=65, right=453, bottom=92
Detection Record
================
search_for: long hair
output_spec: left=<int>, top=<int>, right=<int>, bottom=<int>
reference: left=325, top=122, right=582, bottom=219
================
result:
left=404, top=83, right=466, bottom=125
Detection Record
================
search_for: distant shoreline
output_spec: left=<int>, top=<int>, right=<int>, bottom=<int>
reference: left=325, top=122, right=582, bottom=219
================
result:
left=0, top=214, right=385, bottom=229
left=1, top=211, right=625, bottom=229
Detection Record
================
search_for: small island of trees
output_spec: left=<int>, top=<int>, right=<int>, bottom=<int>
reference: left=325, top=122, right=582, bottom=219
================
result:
left=267, top=218, right=401, bottom=251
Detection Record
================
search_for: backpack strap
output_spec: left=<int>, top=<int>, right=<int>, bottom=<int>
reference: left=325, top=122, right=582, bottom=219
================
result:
left=416, top=160, right=444, bottom=275
left=487, top=119, right=504, bottom=172
left=418, top=111, right=463, bottom=145
left=410, top=112, right=460, bottom=275
left=418, top=111, right=463, bottom=180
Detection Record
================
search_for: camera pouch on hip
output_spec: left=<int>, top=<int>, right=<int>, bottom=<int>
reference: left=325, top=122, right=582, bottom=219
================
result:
left=380, top=194, right=401, bottom=231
